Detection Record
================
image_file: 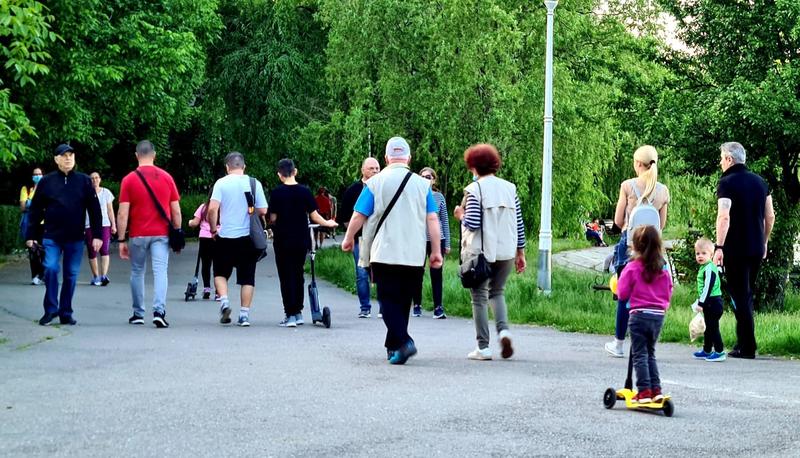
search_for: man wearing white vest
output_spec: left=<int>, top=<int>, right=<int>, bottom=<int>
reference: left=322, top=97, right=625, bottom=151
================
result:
left=342, top=137, right=443, bottom=365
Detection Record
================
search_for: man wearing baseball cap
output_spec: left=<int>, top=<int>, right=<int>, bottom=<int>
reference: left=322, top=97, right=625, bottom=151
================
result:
left=26, top=144, right=103, bottom=326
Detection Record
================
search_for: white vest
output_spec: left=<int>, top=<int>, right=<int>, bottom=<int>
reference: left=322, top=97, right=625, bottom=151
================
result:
left=359, top=163, right=431, bottom=267
left=461, top=175, right=518, bottom=262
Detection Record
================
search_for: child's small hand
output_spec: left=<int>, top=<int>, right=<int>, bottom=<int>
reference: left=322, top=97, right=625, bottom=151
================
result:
left=691, top=300, right=702, bottom=313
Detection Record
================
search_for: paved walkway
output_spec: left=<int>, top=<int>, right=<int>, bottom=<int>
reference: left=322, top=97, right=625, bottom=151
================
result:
left=553, top=240, right=677, bottom=273
left=1, top=241, right=798, bottom=457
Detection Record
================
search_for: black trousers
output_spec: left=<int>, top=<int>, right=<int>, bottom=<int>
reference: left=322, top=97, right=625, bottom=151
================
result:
left=412, top=241, right=445, bottom=308
left=724, top=255, right=762, bottom=354
left=198, top=237, right=215, bottom=288
left=702, top=296, right=724, bottom=353
left=274, top=243, right=308, bottom=316
left=372, top=263, right=424, bottom=351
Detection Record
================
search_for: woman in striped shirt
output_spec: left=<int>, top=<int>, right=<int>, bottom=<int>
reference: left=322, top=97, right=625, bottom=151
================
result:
left=454, top=144, right=526, bottom=361
left=412, top=167, right=451, bottom=319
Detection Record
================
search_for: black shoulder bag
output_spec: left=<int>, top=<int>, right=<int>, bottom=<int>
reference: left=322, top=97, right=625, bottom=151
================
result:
left=247, top=177, right=268, bottom=261
left=459, top=182, right=491, bottom=288
left=135, top=170, right=185, bottom=253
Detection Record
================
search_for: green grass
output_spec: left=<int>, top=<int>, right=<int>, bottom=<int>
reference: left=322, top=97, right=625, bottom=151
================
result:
left=315, top=246, right=800, bottom=358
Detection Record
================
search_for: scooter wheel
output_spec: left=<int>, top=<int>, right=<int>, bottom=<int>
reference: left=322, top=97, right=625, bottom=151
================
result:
left=662, top=399, right=674, bottom=417
left=322, top=306, right=331, bottom=329
left=603, top=388, right=617, bottom=409
left=184, top=294, right=192, bottom=302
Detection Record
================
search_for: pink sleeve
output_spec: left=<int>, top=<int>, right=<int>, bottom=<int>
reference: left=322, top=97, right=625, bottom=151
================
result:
left=616, top=262, right=636, bottom=301
left=194, top=205, right=203, bottom=219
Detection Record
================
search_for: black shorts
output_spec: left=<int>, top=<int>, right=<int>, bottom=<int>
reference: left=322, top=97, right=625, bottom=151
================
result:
left=213, top=236, right=258, bottom=286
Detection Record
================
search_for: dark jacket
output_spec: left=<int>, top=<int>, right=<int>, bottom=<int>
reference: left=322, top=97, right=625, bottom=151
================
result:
left=26, top=170, right=102, bottom=243
left=339, top=180, right=366, bottom=239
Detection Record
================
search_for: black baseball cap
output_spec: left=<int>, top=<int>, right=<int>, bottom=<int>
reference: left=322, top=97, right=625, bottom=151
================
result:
left=53, top=144, right=74, bottom=156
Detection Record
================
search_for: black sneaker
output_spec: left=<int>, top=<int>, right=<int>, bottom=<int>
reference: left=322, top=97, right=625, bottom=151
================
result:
left=729, top=349, right=755, bottom=359
left=153, top=312, right=169, bottom=328
left=101, top=276, right=110, bottom=286
left=128, top=315, right=144, bottom=325
left=59, top=316, right=77, bottom=325
left=38, top=312, right=58, bottom=326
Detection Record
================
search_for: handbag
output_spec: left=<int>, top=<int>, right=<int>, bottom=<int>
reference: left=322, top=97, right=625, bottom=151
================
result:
left=247, top=177, right=268, bottom=261
left=135, top=170, right=185, bottom=253
left=459, top=181, right=492, bottom=288
left=358, top=171, right=413, bottom=268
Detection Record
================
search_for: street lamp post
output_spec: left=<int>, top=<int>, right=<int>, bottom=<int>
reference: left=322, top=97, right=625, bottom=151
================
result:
left=537, top=0, right=558, bottom=294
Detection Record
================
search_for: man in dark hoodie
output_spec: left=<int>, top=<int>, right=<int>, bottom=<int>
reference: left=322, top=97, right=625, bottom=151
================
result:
left=26, top=144, right=102, bottom=326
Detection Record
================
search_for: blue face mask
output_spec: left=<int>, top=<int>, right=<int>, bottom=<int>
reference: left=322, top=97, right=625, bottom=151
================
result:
left=32, top=175, right=42, bottom=184
left=472, top=175, right=479, bottom=182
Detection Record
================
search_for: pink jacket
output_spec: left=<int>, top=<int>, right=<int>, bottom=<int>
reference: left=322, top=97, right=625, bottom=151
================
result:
left=617, top=259, right=673, bottom=312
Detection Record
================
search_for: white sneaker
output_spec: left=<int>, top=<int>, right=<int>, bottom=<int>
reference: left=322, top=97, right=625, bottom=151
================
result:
left=498, top=329, right=514, bottom=359
left=294, top=313, right=304, bottom=325
left=468, top=347, right=492, bottom=360
left=31, top=277, right=42, bottom=286
left=605, top=339, right=624, bottom=358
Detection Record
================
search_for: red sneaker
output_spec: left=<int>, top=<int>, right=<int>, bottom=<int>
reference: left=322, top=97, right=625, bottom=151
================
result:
left=652, top=387, right=664, bottom=402
left=632, top=389, right=652, bottom=404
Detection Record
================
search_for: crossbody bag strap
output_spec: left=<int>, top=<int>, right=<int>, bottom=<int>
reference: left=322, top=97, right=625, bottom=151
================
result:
left=374, top=171, right=413, bottom=238
left=134, top=170, right=171, bottom=227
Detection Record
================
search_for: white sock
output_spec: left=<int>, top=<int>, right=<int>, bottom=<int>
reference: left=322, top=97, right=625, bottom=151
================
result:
left=239, top=307, right=250, bottom=318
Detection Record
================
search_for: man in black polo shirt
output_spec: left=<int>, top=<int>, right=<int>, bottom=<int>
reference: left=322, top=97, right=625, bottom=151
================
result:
left=339, top=157, right=380, bottom=318
left=713, top=142, right=776, bottom=359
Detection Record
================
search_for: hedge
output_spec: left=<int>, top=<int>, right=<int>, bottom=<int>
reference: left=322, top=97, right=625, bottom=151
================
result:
left=0, top=205, right=22, bottom=255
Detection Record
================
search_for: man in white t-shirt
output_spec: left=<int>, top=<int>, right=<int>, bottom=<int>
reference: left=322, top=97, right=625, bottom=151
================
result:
left=207, top=152, right=268, bottom=327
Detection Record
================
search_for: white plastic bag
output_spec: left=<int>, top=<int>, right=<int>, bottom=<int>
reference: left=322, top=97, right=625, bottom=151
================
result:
left=689, top=312, right=706, bottom=342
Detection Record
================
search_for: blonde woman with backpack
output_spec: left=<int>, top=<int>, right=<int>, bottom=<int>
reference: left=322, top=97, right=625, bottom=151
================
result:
left=604, top=145, right=670, bottom=358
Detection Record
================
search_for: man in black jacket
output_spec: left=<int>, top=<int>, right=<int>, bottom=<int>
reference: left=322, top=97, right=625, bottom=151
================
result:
left=26, top=144, right=102, bottom=326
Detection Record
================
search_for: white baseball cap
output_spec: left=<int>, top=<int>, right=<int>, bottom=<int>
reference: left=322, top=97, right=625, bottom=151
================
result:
left=385, top=136, right=411, bottom=159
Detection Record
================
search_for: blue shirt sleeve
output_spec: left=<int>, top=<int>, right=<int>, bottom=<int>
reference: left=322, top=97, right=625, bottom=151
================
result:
left=353, top=186, right=375, bottom=217
left=426, top=188, right=437, bottom=213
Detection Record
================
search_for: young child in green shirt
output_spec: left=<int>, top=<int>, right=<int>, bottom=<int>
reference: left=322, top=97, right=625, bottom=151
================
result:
left=691, top=238, right=726, bottom=362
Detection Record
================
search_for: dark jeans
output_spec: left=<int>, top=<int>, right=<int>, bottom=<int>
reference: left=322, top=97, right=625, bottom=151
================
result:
left=199, top=237, right=215, bottom=288
left=629, top=312, right=664, bottom=391
left=702, top=296, right=725, bottom=353
left=42, top=239, right=83, bottom=318
left=614, top=231, right=630, bottom=340
left=274, top=243, right=308, bottom=316
left=725, top=255, right=762, bottom=354
left=372, top=263, right=423, bottom=351
left=412, top=241, right=445, bottom=308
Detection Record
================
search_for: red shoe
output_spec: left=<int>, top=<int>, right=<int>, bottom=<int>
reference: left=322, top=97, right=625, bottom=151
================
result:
left=652, top=387, right=664, bottom=402
left=632, top=389, right=652, bottom=404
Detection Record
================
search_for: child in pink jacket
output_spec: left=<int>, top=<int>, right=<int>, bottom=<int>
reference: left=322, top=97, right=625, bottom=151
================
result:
left=616, top=225, right=673, bottom=404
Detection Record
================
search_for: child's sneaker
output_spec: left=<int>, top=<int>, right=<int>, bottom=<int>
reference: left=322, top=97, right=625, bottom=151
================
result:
left=202, top=287, right=211, bottom=300
left=294, top=313, right=304, bottom=325
left=652, top=387, right=664, bottom=402
left=412, top=305, right=422, bottom=317
left=706, top=351, right=727, bottom=362
left=604, top=339, right=624, bottom=358
left=632, top=389, right=652, bottom=404
left=279, top=315, right=297, bottom=328
left=693, top=349, right=711, bottom=359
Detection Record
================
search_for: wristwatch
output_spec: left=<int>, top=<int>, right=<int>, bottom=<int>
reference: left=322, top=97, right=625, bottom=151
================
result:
left=714, top=244, right=724, bottom=251
left=118, top=238, right=127, bottom=243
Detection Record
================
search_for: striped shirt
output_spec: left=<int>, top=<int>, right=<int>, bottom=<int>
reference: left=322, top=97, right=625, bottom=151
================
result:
left=463, top=193, right=525, bottom=249
left=427, top=191, right=451, bottom=249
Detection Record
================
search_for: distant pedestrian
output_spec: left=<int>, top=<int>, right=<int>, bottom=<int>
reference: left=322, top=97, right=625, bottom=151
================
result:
left=340, top=157, right=381, bottom=318
left=188, top=187, right=218, bottom=300
left=85, top=172, right=116, bottom=286
left=26, top=144, right=102, bottom=326
left=342, top=137, right=442, bottom=365
left=713, top=142, right=775, bottom=359
left=20, top=167, right=44, bottom=285
left=605, top=145, right=670, bottom=358
left=412, top=167, right=451, bottom=319
left=269, top=159, right=338, bottom=327
left=117, top=140, right=182, bottom=328
left=616, top=226, right=673, bottom=404
left=314, top=187, right=333, bottom=249
left=453, top=144, right=526, bottom=360
left=206, top=152, right=268, bottom=327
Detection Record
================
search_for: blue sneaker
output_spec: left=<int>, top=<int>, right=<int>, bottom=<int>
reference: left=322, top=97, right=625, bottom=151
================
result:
left=693, top=349, right=711, bottom=359
left=706, top=351, right=727, bottom=362
left=237, top=315, right=250, bottom=327
left=412, top=305, right=422, bottom=317
left=389, top=340, right=417, bottom=365
left=387, top=349, right=394, bottom=360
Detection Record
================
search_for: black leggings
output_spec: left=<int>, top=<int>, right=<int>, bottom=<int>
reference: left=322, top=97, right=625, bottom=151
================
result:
left=199, top=237, right=215, bottom=288
left=412, top=241, right=446, bottom=308
left=702, top=296, right=724, bottom=353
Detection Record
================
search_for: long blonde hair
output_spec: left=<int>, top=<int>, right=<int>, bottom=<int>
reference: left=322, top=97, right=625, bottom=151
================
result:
left=633, top=145, right=658, bottom=202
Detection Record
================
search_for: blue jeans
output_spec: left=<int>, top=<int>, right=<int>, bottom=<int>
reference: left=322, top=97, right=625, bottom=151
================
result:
left=42, top=239, right=83, bottom=318
left=629, top=312, right=664, bottom=391
left=614, top=231, right=631, bottom=340
left=129, top=236, right=169, bottom=317
left=352, top=242, right=372, bottom=312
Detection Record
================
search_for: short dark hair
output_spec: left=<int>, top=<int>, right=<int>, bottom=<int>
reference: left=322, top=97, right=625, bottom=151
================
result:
left=225, top=151, right=245, bottom=169
left=136, top=140, right=155, bottom=156
left=277, top=158, right=295, bottom=178
left=464, top=143, right=502, bottom=176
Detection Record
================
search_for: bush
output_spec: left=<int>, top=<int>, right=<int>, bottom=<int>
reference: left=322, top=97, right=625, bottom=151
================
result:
left=180, top=193, right=208, bottom=238
left=0, top=205, right=21, bottom=254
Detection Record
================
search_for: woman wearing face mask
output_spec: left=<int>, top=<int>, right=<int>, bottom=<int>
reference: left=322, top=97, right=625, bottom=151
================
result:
left=84, top=172, right=117, bottom=286
left=20, top=168, right=45, bottom=285
left=412, top=167, right=451, bottom=319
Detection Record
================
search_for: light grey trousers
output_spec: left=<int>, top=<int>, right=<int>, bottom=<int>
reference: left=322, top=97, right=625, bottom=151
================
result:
left=470, top=259, right=514, bottom=349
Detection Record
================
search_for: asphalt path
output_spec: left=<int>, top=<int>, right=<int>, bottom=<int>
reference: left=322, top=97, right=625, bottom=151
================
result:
left=1, top=241, right=798, bottom=457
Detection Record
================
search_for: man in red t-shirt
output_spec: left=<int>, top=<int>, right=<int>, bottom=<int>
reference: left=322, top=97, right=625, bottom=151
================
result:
left=116, top=140, right=182, bottom=328
left=314, top=187, right=332, bottom=249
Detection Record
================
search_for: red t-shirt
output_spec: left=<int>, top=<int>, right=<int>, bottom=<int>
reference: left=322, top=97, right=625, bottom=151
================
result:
left=119, top=165, right=180, bottom=237
left=315, top=194, right=332, bottom=217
